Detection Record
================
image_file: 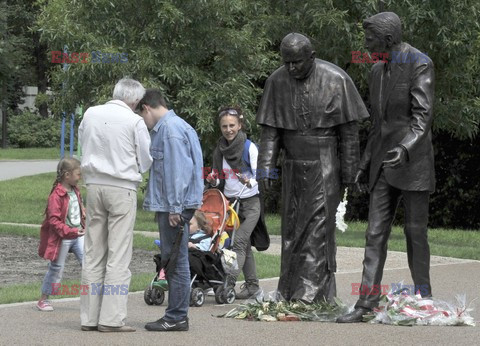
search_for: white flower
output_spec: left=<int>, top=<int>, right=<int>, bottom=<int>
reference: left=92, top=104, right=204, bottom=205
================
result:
left=335, top=188, right=349, bottom=232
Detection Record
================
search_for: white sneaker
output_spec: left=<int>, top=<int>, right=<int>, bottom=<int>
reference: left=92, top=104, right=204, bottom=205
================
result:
left=206, top=288, right=215, bottom=296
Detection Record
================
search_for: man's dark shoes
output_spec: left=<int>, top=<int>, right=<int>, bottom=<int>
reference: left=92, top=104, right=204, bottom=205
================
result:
left=145, top=317, right=189, bottom=331
left=98, top=325, right=136, bottom=332
left=81, top=325, right=98, bottom=331
left=336, top=307, right=372, bottom=323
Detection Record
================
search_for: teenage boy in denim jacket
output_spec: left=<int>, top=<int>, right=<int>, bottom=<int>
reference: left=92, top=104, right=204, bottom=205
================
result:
left=137, top=89, right=203, bottom=332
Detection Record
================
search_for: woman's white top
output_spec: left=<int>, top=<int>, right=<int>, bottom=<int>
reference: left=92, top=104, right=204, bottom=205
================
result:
left=222, top=143, right=259, bottom=199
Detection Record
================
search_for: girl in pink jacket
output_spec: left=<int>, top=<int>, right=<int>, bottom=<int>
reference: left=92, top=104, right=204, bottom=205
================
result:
left=37, top=158, right=86, bottom=311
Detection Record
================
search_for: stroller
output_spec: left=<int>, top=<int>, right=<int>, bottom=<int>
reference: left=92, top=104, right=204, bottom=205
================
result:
left=144, top=188, right=241, bottom=307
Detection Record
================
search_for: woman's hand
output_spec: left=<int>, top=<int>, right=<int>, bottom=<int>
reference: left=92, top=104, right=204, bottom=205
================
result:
left=236, top=173, right=252, bottom=187
left=206, top=172, right=218, bottom=184
left=77, top=228, right=86, bottom=236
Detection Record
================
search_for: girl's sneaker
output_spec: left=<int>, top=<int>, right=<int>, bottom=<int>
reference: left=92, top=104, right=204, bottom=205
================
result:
left=37, top=299, right=54, bottom=311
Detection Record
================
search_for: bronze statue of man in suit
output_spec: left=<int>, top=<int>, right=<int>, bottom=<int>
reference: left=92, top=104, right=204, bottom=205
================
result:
left=256, top=33, right=369, bottom=303
left=337, top=12, right=435, bottom=323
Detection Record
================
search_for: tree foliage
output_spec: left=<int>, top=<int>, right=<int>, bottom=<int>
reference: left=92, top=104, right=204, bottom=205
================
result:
left=0, top=1, right=37, bottom=111
left=37, top=0, right=480, bottom=138
left=35, top=0, right=480, bottom=228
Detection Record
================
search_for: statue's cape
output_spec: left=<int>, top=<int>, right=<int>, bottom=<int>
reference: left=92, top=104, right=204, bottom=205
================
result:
left=256, top=59, right=369, bottom=129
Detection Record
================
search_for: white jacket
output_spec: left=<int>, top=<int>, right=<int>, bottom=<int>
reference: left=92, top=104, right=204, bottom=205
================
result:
left=79, top=100, right=152, bottom=190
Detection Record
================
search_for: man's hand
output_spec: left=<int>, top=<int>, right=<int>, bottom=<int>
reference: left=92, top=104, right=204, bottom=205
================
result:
left=77, top=228, right=86, bottom=236
left=169, top=213, right=182, bottom=227
left=383, top=146, right=407, bottom=169
left=354, top=169, right=369, bottom=194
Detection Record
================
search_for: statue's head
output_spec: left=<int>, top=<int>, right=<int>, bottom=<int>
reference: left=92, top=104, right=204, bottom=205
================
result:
left=280, top=33, right=316, bottom=80
left=363, top=12, right=402, bottom=54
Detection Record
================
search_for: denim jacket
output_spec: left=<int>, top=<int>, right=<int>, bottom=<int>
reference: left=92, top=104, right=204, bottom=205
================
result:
left=143, top=110, right=204, bottom=213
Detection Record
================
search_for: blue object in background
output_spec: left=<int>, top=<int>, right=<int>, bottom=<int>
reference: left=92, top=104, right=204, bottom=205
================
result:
left=154, top=240, right=161, bottom=249
left=69, top=113, right=74, bottom=157
left=60, top=113, right=66, bottom=158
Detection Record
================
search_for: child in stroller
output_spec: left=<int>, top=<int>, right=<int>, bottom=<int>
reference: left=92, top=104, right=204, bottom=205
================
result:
left=144, top=189, right=238, bottom=307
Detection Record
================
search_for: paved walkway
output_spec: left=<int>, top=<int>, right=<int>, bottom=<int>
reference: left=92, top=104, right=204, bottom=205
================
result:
left=1, top=262, right=478, bottom=345
left=0, top=160, right=479, bottom=344
left=0, top=159, right=59, bottom=181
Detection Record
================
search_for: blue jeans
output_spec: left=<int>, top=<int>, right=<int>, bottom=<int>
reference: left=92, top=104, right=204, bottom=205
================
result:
left=156, top=210, right=194, bottom=322
left=41, top=237, right=84, bottom=295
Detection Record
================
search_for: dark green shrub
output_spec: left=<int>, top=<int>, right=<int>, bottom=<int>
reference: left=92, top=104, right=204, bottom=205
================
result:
left=429, top=131, right=480, bottom=229
left=7, top=111, right=60, bottom=148
left=346, top=130, right=480, bottom=230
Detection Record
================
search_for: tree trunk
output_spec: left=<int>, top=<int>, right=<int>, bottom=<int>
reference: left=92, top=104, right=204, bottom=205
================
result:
left=34, top=32, right=49, bottom=118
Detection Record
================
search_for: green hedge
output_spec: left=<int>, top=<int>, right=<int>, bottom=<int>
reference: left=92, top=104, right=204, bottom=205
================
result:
left=345, top=130, right=480, bottom=230
left=264, top=129, right=480, bottom=230
left=6, top=111, right=78, bottom=149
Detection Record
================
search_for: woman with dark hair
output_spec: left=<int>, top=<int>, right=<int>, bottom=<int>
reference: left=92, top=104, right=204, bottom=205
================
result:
left=206, top=107, right=261, bottom=299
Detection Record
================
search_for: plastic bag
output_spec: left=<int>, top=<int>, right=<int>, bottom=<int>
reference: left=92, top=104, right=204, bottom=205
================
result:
left=220, top=249, right=238, bottom=274
left=367, top=287, right=476, bottom=326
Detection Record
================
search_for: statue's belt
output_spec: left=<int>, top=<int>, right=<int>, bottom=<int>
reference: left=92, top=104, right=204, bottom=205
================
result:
left=282, top=134, right=336, bottom=161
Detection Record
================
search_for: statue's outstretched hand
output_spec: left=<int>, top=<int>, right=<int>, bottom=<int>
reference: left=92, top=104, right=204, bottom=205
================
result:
left=354, top=169, right=368, bottom=194
left=383, top=146, right=407, bottom=169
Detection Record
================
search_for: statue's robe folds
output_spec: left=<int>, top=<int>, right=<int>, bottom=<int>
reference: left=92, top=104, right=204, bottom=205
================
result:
left=256, top=59, right=369, bottom=303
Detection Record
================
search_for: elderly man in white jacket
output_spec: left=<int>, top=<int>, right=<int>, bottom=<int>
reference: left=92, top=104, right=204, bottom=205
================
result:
left=79, top=78, right=152, bottom=333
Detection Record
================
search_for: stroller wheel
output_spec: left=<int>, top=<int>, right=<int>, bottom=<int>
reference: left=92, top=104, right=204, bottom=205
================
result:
left=144, top=287, right=154, bottom=305
left=144, top=286, right=165, bottom=305
left=222, top=287, right=236, bottom=304
left=214, top=286, right=225, bottom=304
left=151, top=287, right=165, bottom=305
left=190, top=287, right=205, bottom=307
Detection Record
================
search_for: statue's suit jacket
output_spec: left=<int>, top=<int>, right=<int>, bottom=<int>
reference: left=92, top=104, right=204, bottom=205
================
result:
left=360, top=42, right=435, bottom=192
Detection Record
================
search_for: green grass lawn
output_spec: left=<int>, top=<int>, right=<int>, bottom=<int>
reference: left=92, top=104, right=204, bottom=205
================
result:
left=1, top=173, right=479, bottom=304
left=336, top=221, right=480, bottom=260
left=0, top=273, right=157, bottom=305
left=0, top=147, right=62, bottom=160
left=0, top=224, right=280, bottom=304
left=0, top=252, right=281, bottom=304
left=1, top=173, right=479, bottom=260
left=0, top=172, right=157, bottom=231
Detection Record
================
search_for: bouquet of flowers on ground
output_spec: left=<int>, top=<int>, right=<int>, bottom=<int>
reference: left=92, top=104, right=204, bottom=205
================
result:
left=219, top=291, right=349, bottom=322
left=364, top=288, right=476, bottom=326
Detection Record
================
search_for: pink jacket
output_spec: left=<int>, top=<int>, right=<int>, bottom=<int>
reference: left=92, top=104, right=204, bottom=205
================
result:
left=38, top=184, right=85, bottom=261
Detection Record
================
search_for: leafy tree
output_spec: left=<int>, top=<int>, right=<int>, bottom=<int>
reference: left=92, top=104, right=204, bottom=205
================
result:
left=37, top=0, right=279, bottom=160
left=1, top=0, right=54, bottom=147
left=36, top=0, right=480, bottom=227
left=37, top=0, right=480, bottom=136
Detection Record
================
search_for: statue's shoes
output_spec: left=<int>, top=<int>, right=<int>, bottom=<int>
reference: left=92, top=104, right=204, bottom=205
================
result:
left=336, top=307, right=372, bottom=323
